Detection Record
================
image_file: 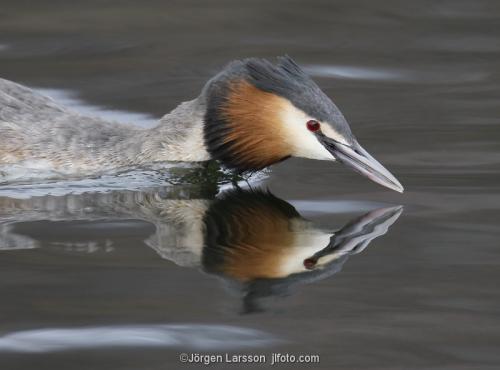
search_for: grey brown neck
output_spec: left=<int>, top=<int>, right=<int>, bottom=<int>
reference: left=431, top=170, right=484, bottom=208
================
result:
left=120, top=97, right=211, bottom=165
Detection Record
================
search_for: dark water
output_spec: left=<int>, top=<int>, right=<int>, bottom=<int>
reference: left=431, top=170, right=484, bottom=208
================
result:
left=1, top=1, right=500, bottom=369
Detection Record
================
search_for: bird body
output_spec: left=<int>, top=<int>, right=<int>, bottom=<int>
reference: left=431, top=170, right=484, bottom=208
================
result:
left=0, top=56, right=403, bottom=192
left=0, top=78, right=209, bottom=181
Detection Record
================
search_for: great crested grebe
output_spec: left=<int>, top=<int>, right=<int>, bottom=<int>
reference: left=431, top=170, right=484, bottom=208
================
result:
left=0, top=56, right=403, bottom=192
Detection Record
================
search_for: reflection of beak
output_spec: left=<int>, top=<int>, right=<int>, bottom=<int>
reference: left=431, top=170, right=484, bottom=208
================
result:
left=319, top=135, right=404, bottom=193
left=303, top=205, right=403, bottom=269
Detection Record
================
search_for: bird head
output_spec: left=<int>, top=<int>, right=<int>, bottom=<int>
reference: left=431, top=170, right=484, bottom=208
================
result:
left=202, top=56, right=403, bottom=193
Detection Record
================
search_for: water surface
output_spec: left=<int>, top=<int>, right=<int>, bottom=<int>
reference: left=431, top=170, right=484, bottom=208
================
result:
left=1, top=1, right=499, bottom=369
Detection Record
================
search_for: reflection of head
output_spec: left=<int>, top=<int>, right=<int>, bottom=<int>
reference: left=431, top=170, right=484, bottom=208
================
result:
left=202, top=188, right=308, bottom=281
left=201, top=188, right=402, bottom=313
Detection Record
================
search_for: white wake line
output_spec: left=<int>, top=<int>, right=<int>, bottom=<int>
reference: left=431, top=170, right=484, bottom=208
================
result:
left=0, top=324, right=279, bottom=353
left=0, top=166, right=270, bottom=199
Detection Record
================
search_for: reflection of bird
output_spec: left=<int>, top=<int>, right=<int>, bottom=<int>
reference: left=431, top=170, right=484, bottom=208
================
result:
left=201, top=189, right=402, bottom=313
left=203, top=190, right=402, bottom=281
left=0, top=56, right=402, bottom=192
left=0, top=187, right=402, bottom=313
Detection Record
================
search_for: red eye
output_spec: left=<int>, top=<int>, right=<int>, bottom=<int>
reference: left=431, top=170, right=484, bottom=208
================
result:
left=303, top=258, right=317, bottom=269
left=306, top=120, right=320, bottom=132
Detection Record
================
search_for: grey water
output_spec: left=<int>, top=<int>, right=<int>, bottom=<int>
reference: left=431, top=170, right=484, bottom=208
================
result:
left=0, top=1, right=499, bottom=369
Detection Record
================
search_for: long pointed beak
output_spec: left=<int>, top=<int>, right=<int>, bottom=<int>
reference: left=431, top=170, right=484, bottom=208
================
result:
left=319, top=135, right=404, bottom=193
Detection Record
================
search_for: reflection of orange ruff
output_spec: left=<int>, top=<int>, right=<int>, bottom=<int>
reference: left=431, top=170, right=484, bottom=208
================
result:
left=204, top=190, right=305, bottom=282
left=220, top=211, right=298, bottom=282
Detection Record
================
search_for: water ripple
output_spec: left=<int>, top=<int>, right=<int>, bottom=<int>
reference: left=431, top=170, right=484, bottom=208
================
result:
left=0, top=324, right=278, bottom=353
left=36, top=88, right=157, bottom=128
left=305, top=65, right=488, bottom=84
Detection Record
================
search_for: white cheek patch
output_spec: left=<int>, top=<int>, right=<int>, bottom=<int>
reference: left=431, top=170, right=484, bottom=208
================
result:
left=277, top=230, right=333, bottom=276
left=279, top=102, right=348, bottom=160
left=319, top=123, right=349, bottom=145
